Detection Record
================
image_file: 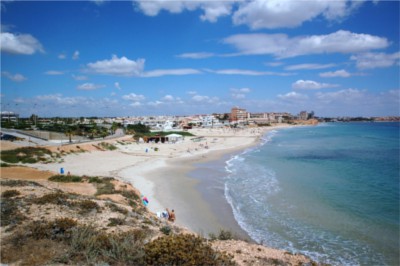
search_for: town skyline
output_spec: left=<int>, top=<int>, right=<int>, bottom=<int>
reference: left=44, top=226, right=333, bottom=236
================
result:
left=1, top=1, right=399, bottom=118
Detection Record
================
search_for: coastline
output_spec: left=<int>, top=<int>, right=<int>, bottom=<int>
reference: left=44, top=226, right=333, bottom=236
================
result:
left=118, top=125, right=291, bottom=240
left=26, top=125, right=292, bottom=241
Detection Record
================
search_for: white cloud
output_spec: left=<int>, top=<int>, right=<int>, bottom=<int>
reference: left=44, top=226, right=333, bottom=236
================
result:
left=72, top=74, right=88, bottom=81
left=2, top=71, right=26, bottom=82
left=292, top=80, right=339, bottom=90
left=77, top=83, right=105, bottom=90
left=130, top=101, right=142, bottom=107
left=319, top=69, right=351, bottom=78
left=285, top=63, right=336, bottom=71
left=133, top=0, right=233, bottom=22
left=177, top=52, right=214, bottom=59
left=1, top=32, right=44, bottom=55
left=208, top=68, right=294, bottom=76
left=122, top=93, right=145, bottom=101
left=187, top=91, right=197, bottom=95
left=114, top=82, right=122, bottom=90
left=265, top=61, right=284, bottom=67
left=45, top=70, right=64, bottom=75
left=223, top=30, right=388, bottom=58
left=143, top=68, right=201, bottom=77
left=350, top=52, right=400, bottom=69
left=147, top=100, right=163, bottom=107
left=87, top=55, right=145, bottom=76
left=72, top=50, right=80, bottom=60
left=162, top=95, right=175, bottom=101
left=232, top=0, right=363, bottom=29
left=277, top=91, right=309, bottom=101
left=58, top=53, right=66, bottom=59
left=316, top=88, right=365, bottom=103
left=231, top=88, right=251, bottom=99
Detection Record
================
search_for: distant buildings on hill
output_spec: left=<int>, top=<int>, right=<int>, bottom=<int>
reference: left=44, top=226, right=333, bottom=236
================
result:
left=1, top=108, right=399, bottom=133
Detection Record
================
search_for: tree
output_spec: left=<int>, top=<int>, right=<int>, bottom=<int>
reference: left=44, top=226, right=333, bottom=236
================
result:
left=111, top=122, right=119, bottom=135
left=65, top=127, right=75, bottom=143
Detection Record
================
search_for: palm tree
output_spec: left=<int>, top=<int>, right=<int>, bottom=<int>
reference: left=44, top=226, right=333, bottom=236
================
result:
left=90, top=127, right=98, bottom=139
left=111, top=122, right=119, bottom=135
left=65, top=127, right=75, bottom=143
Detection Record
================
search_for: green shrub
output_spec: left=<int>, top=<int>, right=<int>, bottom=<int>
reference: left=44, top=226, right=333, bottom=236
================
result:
left=98, top=142, right=117, bottom=151
left=160, top=226, right=171, bottom=235
left=88, top=176, right=103, bottom=183
left=107, top=217, right=125, bottom=226
left=1, top=147, right=53, bottom=164
left=28, top=217, right=78, bottom=241
left=67, top=226, right=147, bottom=265
left=1, top=189, right=20, bottom=198
left=73, top=200, right=99, bottom=214
left=1, top=163, right=12, bottom=167
left=0, top=198, right=26, bottom=226
left=105, top=202, right=128, bottom=215
left=95, top=179, right=115, bottom=195
left=144, top=234, right=235, bottom=266
left=49, top=175, right=82, bottom=183
left=1, top=180, right=42, bottom=187
left=209, top=229, right=236, bottom=241
left=32, top=192, right=70, bottom=206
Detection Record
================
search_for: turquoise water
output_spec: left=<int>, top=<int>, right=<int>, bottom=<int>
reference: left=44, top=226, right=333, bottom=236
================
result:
left=224, top=123, right=399, bottom=265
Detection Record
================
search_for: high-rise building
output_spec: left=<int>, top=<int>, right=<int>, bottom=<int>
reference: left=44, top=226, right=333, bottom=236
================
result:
left=230, top=107, right=247, bottom=122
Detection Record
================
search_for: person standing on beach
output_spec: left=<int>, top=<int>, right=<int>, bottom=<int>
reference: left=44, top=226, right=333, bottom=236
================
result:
left=166, top=208, right=175, bottom=222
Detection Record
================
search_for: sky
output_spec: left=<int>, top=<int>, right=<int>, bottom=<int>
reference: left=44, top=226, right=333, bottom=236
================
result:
left=1, top=0, right=399, bottom=118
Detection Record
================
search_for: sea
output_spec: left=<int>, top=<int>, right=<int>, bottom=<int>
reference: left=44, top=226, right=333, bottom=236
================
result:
left=195, top=122, right=399, bottom=265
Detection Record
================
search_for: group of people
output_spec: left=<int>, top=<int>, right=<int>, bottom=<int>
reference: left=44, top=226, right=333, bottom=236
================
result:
left=143, top=195, right=176, bottom=222
left=161, top=208, right=175, bottom=222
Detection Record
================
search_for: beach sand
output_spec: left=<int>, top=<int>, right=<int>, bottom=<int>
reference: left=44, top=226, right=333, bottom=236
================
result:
left=23, top=125, right=291, bottom=240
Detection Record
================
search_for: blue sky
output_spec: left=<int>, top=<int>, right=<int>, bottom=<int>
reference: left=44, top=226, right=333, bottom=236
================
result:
left=1, top=0, right=399, bottom=117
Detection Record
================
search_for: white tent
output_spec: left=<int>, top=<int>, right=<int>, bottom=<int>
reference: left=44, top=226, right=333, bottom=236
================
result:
left=166, top=133, right=183, bottom=142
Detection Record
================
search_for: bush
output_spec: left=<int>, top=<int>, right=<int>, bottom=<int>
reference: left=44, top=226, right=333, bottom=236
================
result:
left=144, top=234, right=235, bottom=266
left=98, top=142, right=117, bottom=151
left=1, top=147, right=53, bottom=164
left=28, top=217, right=78, bottom=241
left=95, top=179, right=115, bottom=195
left=160, top=226, right=171, bottom=235
left=107, top=217, right=125, bottom=227
left=49, top=175, right=82, bottom=183
left=67, top=226, right=147, bottom=265
left=105, top=202, right=128, bottom=215
left=88, top=176, right=103, bottom=183
left=209, top=229, right=236, bottom=241
left=32, top=192, right=70, bottom=206
left=0, top=198, right=26, bottom=226
left=73, top=199, right=99, bottom=214
left=1, top=189, right=21, bottom=198
left=1, top=180, right=42, bottom=187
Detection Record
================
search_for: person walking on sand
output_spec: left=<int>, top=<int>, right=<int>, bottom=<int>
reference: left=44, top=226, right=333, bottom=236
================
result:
left=166, top=208, right=175, bottom=222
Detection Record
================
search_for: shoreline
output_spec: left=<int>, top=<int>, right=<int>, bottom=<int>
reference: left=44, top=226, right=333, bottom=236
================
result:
left=118, top=125, right=291, bottom=240
left=21, top=124, right=293, bottom=241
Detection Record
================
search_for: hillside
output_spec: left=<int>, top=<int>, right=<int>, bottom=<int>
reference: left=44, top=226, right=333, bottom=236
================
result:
left=1, top=164, right=317, bottom=266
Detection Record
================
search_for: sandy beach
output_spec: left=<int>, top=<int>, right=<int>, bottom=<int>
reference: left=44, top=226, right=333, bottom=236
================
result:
left=25, top=125, right=291, bottom=239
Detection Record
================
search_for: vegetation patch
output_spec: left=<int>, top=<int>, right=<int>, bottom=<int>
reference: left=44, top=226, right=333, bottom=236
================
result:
left=95, top=179, right=116, bottom=195
left=209, top=229, right=237, bottom=241
left=98, top=142, right=118, bottom=151
left=1, top=179, right=43, bottom=187
left=1, top=189, right=21, bottom=198
left=0, top=163, right=13, bottom=167
left=0, top=198, right=26, bottom=227
left=107, top=217, right=125, bottom=227
left=160, top=225, right=171, bottom=235
left=1, top=147, right=55, bottom=164
left=32, top=192, right=71, bottom=206
left=105, top=202, right=128, bottom=215
left=49, top=174, right=82, bottom=183
left=144, top=234, right=235, bottom=266
left=72, top=199, right=100, bottom=214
